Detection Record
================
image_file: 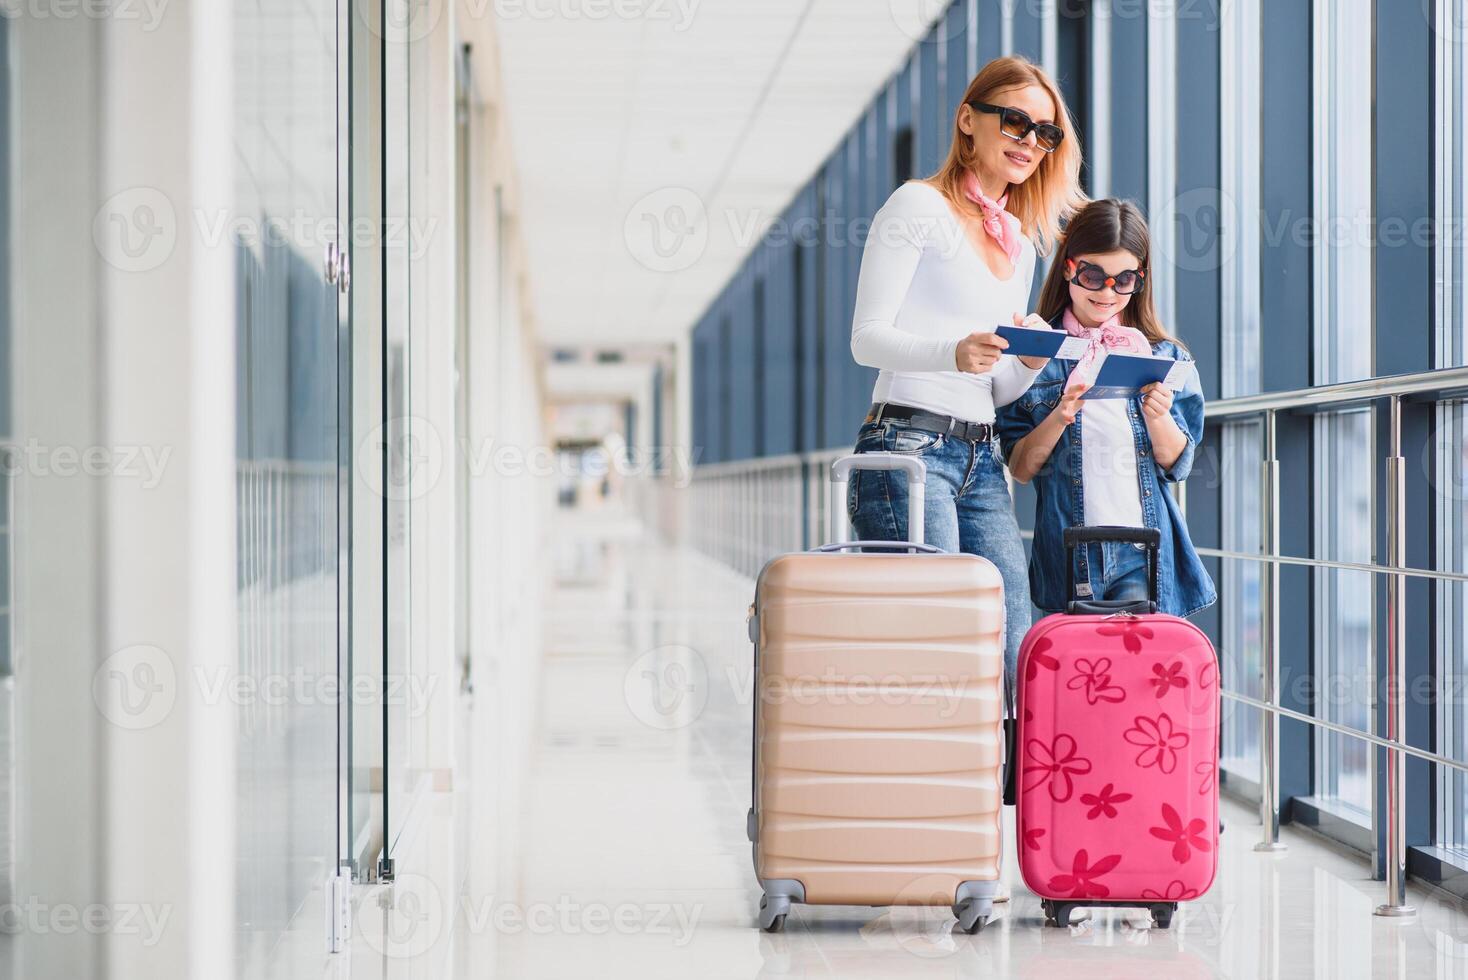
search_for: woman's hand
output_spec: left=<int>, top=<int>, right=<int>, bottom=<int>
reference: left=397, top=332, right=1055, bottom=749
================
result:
left=1011, top=312, right=1051, bottom=370
left=1140, top=382, right=1174, bottom=421
left=954, top=330, right=1009, bottom=373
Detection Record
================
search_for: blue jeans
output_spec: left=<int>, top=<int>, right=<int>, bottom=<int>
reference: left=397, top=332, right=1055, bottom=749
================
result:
left=1074, top=540, right=1151, bottom=608
left=846, top=420, right=1031, bottom=695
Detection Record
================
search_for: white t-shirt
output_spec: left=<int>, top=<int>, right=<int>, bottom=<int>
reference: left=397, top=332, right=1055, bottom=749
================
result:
left=850, top=181, right=1043, bottom=423
left=1079, top=397, right=1145, bottom=528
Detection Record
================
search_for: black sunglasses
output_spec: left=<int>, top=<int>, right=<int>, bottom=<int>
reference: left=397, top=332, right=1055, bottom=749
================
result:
left=968, top=101, right=1065, bottom=153
left=1066, top=258, right=1146, bottom=295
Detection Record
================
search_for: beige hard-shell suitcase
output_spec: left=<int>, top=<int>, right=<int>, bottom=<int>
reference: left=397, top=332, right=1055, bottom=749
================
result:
left=746, top=453, right=1007, bottom=933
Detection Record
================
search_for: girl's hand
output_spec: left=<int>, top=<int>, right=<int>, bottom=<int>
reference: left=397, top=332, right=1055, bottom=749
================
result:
left=955, top=330, right=1008, bottom=373
left=1051, top=382, right=1090, bottom=426
left=1140, top=382, right=1175, bottom=421
left=1012, top=312, right=1051, bottom=369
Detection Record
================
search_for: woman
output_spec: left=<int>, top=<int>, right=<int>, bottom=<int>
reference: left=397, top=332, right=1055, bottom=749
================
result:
left=847, top=55, right=1086, bottom=683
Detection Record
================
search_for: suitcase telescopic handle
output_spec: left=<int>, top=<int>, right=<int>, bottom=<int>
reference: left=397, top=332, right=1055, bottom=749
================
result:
left=1063, top=525, right=1161, bottom=613
left=812, top=541, right=942, bottom=554
left=828, top=453, right=926, bottom=548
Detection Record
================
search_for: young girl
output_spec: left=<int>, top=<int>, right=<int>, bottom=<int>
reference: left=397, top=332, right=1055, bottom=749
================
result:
left=995, top=199, right=1216, bottom=617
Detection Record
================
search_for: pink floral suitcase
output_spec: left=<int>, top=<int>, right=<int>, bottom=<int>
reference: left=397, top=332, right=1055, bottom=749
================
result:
left=1015, top=526, right=1219, bottom=929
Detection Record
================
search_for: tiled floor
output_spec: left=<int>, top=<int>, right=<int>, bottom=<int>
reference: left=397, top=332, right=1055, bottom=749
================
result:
left=349, top=514, right=1468, bottom=979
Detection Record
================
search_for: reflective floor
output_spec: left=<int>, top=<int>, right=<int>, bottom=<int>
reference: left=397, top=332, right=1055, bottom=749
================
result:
left=347, top=513, right=1468, bottom=979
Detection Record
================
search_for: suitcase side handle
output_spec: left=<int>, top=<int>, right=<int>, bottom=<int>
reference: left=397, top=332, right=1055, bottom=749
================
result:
left=1063, top=525, right=1160, bottom=614
left=828, top=453, right=926, bottom=547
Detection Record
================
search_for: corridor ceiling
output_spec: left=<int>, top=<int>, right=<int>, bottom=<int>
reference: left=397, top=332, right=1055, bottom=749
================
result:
left=494, top=0, right=947, bottom=349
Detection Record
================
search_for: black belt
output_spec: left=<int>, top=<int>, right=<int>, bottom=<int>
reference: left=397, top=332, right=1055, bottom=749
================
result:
left=866, top=402, right=995, bottom=442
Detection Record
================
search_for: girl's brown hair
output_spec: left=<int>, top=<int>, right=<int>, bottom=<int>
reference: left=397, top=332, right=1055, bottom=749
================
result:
left=1035, top=197, right=1179, bottom=348
left=929, top=55, right=1086, bottom=255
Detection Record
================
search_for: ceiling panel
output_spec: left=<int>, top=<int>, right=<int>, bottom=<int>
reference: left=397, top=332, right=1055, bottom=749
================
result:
left=494, top=0, right=945, bottom=348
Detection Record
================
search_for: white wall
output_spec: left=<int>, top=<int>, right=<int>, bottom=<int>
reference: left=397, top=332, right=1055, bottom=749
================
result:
left=11, top=7, right=237, bottom=980
left=4, top=4, right=550, bottom=977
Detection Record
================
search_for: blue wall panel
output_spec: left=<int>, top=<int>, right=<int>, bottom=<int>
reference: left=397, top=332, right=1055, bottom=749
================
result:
left=819, top=165, right=847, bottom=449
left=750, top=253, right=768, bottom=458
left=1054, top=5, right=1089, bottom=195
left=791, top=186, right=819, bottom=454
left=1260, top=8, right=1311, bottom=397
left=761, top=235, right=797, bottom=458
left=1372, top=0, right=1436, bottom=857
left=716, top=300, right=733, bottom=462
left=919, top=33, right=944, bottom=176
left=893, top=56, right=916, bottom=186
left=1173, top=4, right=1223, bottom=676
left=845, top=132, right=863, bottom=437
left=728, top=269, right=756, bottom=460
left=1250, top=0, right=1313, bottom=815
left=1109, top=4, right=1148, bottom=204
left=946, top=2, right=971, bottom=110
left=690, top=323, right=706, bottom=460
left=1374, top=4, right=1432, bottom=377
left=977, top=0, right=1002, bottom=66
left=1010, top=1, right=1042, bottom=62
left=1174, top=8, right=1221, bottom=399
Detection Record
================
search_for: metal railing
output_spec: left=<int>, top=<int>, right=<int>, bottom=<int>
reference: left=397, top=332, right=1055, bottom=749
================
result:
left=674, top=363, right=1468, bottom=918
left=1200, top=364, right=1468, bottom=915
left=688, top=450, right=843, bottom=581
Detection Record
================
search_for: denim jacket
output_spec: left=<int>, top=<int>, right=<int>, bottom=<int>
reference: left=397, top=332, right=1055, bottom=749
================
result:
left=994, top=338, right=1218, bottom=617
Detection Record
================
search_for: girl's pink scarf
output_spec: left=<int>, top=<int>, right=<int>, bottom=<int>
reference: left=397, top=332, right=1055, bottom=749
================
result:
left=962, top=172, right=1022, bottom=266
left=1062, top=306, right=1151, bottom=389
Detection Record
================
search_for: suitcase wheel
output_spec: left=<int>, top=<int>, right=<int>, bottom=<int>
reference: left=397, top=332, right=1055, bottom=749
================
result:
left=1150, top=903, right=1176, bottom=929
left=952, top=898, right=989, bottom=934
left=758, top=892, right=792, bottom=932
left=1041, top=900, right=1076, bottom=928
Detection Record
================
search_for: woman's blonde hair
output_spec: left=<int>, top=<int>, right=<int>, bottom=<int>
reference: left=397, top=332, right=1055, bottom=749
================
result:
left=929, top=55, right=1086, bottom=255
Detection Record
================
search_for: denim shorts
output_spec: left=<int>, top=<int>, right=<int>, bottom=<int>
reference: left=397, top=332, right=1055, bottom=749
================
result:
left=1079, top=539, right=1152, bottom=606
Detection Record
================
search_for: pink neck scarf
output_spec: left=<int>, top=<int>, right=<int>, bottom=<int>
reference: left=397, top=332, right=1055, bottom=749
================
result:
left=1062, top=306, right=1151, bottom=389
left=962, top=172, right=1022, bottom=267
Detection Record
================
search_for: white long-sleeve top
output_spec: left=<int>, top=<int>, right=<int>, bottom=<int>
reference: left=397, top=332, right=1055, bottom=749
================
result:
left=850, top=181, right=1043, bottom=423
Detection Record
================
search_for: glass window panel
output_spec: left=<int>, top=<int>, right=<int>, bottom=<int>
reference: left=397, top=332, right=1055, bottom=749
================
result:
left=1219, top=0, right=1261, bottom=399
left=1437, top=401, right=1468, bottom=852
left=1434, top=0, right=1468, bottom=856
left=1309, top=0, right=1373, bottom=823
left=1312, top=409, right=1374, bottom=818
left=1437, top=0, right=1467, bottom=367
left=383, top=0, right=418, bottom=864
left=233, top=0, right=340, bottom=963
left=1221, top=421, right=1263, bottom=785
left=1313, top=0, right=1373, bottom=386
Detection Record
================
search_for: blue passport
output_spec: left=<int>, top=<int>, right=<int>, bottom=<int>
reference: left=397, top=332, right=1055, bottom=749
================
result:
left=994, top=325, right=1089, bottom=359
left=1080, top=353, right=1190, bottom=399
left=994, top=325, right=1194, bottom=397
